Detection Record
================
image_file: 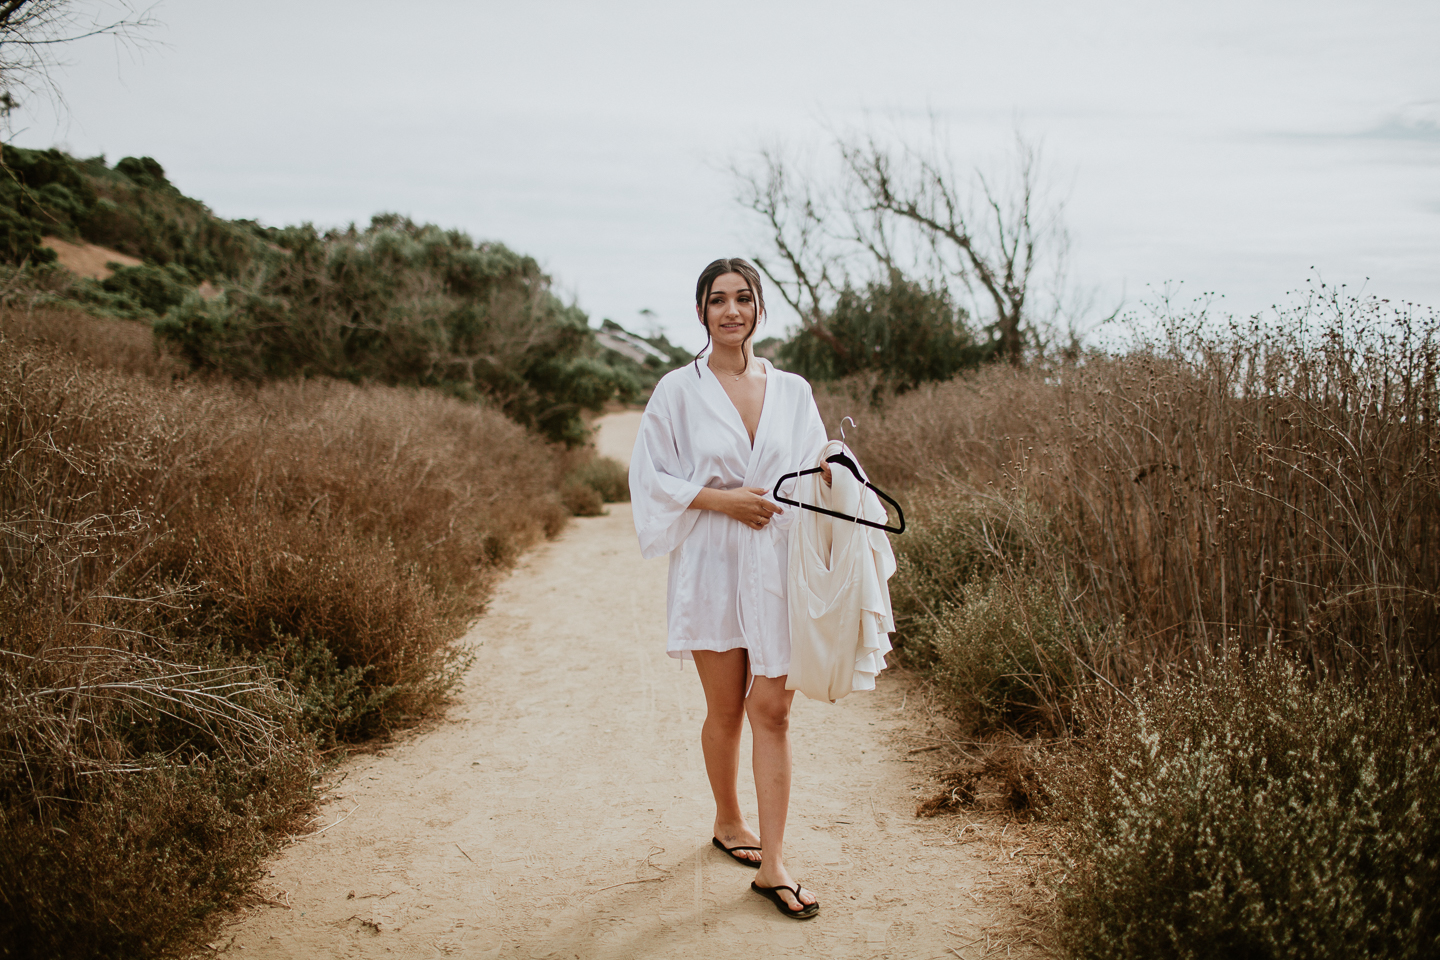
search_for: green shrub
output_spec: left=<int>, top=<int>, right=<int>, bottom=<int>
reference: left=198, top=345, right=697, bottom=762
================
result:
left=79, top=196, right=141, bottom=249
left=50, top=262, right=198, bottom=322
left=100, top=262, right=192, bottom=315
left=778, top=268, right=994, bottom=390
left=889, top=490, right=1030, bottom=664
left=0, top=147, right=255, bottom=276
left=0, top=623, right=313, bottom=960
left=570, top=455, right=631, bottom=503
left=0, top=204, right=54, bottom=264
left=3, top=147, right=667, bottom=445
left=114, top=155, right=168, bottom=187
left=557, top=454, right=630, bottom=517
left=931, top=577, right=1078, bottom=733
left=155, top=216, right=638, bottom=444
left=888, top=488, right=1080, bottom=731
left=260, top=630, right=397, bottom=748
left=1055, top=653, right=1440, bottom=960
left=0, top=756, right=312, bottom=960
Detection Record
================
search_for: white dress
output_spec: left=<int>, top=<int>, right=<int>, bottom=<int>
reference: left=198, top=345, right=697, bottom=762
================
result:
left=785, top=439, right=896, bottom=703
left=630, top=358, right=829, bottom=679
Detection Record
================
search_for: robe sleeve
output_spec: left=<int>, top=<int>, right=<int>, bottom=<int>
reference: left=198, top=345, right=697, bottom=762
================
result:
left=629, top=397, right=705, bottom=560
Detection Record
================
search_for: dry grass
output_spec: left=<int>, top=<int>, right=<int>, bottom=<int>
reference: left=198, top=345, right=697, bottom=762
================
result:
left=0, top=302, right=570, bottom=956
left=833, top=289, right=1440, bottom=690
left=916, top=742, right=1051, bottom=819
left=828, top=288, right=1440, bottom=958
left=0, top=298, right=186, bottom=377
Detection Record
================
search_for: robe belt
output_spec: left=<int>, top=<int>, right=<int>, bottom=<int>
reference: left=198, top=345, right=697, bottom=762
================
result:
left=734, top=505, right=787, bottom=656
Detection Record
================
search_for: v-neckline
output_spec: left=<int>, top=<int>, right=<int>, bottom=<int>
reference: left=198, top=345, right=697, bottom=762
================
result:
left=704, top=356, right=770, bottom=450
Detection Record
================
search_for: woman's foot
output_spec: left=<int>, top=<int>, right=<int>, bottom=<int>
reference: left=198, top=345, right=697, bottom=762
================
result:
left=752, top=864, right=818, bottom=914
left=751, top=878, right=819, bottom=919
left=713, top=822, right=762, bottom=865
left=713, top=836, right=762, bottom=867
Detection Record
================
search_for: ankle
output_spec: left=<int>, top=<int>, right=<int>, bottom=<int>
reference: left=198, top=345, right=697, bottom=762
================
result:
left=714, top=817, right=756, bottom=839
left=755, top=858, right=789, bottom=882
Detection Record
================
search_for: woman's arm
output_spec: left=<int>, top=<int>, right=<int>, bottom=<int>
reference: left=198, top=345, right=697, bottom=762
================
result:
left=691, top=486, right=782, bottom=530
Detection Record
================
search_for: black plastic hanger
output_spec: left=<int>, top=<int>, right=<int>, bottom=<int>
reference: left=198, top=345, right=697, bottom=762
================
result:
left=771, top=422, right=905, bottom=534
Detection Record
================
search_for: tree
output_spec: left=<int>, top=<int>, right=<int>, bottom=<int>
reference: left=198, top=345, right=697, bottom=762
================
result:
left=156, top=215, right=637, bottom=445
left=0, top=1, right=156, bottom=120
left=736, top=127, right=1069, bottom=366
left=777, top=269, right=992, bottom=391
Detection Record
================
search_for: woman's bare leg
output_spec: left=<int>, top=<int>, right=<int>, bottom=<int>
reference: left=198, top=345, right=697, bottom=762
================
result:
left=746, top=675, right=817, bottom=910
left=691, top=650, right=761, bottom=862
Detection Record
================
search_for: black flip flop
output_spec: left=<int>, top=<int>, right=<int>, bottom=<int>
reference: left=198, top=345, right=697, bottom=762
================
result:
left=712, top=836, right=762, bottom=868
left=750, top=880, right=820, bottom=919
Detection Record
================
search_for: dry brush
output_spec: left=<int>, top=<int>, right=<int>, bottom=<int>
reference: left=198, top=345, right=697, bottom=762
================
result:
left=0, top=304, right=572, bottom=957
left=823, top=287, right=1440, bottom=958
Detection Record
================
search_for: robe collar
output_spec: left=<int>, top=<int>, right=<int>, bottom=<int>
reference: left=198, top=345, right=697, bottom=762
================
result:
left=697, top=355, right=775, bottom=485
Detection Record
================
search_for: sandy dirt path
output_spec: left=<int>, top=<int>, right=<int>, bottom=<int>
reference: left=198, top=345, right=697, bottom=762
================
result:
left=218, top=414, right=1025, bottom=959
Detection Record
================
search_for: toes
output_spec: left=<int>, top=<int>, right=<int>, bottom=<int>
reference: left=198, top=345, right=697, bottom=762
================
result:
left=779, top=887, right=814, bottom=911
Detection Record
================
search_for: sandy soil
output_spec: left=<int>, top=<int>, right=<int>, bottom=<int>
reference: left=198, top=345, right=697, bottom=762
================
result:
left=214, top=414, right=1036, bottom=959
left=592, top=410, right=642, bottom=465
left=40, top=236, right=220, bottom=298
left=41, top=236, right=143, bottom=278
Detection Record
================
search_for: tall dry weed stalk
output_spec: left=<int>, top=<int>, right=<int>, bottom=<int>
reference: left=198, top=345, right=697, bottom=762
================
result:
left=838, top=289, right=1439, bottom=689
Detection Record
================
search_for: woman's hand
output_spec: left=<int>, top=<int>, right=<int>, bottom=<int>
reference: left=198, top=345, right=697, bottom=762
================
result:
left=691, top=486, right=783, bottom=530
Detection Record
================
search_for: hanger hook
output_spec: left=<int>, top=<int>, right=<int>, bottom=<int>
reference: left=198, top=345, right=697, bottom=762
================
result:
left=840, top=416, right=857, bottom=442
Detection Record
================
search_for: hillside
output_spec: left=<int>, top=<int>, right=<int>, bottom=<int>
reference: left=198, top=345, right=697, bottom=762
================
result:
left=0, top=146, right=679, bottom=442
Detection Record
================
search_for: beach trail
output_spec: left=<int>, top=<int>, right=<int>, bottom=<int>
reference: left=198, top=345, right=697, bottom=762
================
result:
left=218, top=413, right=1026, bottom=959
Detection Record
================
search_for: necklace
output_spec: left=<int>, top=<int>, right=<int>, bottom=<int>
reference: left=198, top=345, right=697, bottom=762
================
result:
left=708, top=358, right=748, bottom=381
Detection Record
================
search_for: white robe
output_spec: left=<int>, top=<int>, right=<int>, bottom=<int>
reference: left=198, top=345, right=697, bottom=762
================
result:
left=630, top=358, right=828, bottom=679
left=785, top=440, right=896, bottom=702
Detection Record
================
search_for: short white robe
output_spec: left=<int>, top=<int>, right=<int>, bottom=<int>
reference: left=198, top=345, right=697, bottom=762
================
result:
left=630, top=358, right=828, bottom=679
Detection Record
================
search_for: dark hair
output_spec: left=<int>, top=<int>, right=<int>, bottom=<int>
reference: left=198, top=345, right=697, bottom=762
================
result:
left=693, top=258, right=767, bottom=377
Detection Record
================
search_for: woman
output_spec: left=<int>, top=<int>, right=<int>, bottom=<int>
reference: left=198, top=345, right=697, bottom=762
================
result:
left=629, top=258, right=827, bottom=919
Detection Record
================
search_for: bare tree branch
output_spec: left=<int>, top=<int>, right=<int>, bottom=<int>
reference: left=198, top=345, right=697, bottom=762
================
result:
left=732, top=148, right=851, bottom=355
left=736, top=123, right=1073, bottom=367
left=0, top=1, right=33, bottom=28
left=0, top=1, right=159, bottom=124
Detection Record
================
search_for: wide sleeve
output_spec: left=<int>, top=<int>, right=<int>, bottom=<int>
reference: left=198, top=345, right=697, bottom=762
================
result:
left=629, top=401, right=705, bottom=560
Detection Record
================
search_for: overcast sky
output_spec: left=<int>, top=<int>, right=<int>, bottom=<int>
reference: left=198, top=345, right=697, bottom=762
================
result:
left=11, top=0, right=1439, bottom=350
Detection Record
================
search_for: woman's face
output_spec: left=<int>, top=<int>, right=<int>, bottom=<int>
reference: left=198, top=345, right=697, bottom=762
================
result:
left=698, top=272, right=758, bottom=347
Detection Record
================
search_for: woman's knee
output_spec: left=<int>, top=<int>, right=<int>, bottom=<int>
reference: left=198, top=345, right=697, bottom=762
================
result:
left=745, top=698, right=791, bottom=734
left=705, top=702, right=746, bottom=732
